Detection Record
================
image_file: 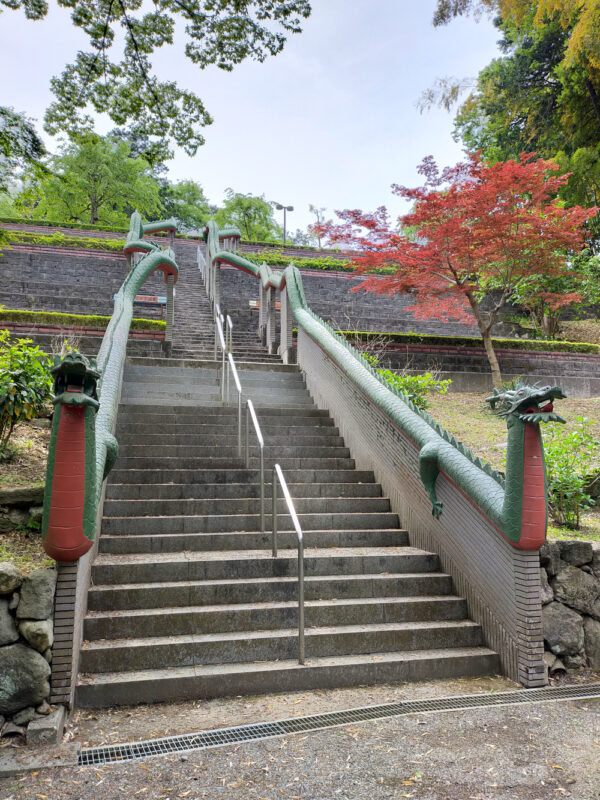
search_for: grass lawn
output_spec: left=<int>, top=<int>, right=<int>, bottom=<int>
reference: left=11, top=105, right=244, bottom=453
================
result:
left=427, top=390, right=600, bottom=541
left=0, top=422, right=52, bottom=571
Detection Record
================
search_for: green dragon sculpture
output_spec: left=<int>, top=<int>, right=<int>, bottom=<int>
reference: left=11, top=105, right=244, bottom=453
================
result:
left=42, top=213, right=179, bottom=562
left=204, top=220, right=565, bottom=552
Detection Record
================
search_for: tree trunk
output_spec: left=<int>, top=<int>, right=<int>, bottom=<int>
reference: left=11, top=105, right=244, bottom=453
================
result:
left=465, top=291, right=503, bottom=387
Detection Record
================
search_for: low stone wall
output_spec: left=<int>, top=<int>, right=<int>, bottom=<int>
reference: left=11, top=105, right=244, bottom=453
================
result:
left=0, top=485, right=45, bottom=535
left=0, top=562, right=62, bottom=742
left=540, top=541, right=600, bottom=672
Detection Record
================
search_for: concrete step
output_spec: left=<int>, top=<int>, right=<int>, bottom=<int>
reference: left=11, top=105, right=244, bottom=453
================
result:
left=117, top=432, right=344, bottom=447
left=105, top=482, right=382, bottom=500
left=87, top=572, right=456, bottom=610
left=114, top=444, right=351, bottom=460
left=126, top=356, right=299, bottom=372
left=112, top=456, right=357, bottom=471
left=116, top=403, right=327, bottom=418
left=99, top=528, right=408, bottom=554
left=103, top=496, right=391, bottom=517
left=117, top=417, right=335, bottom=433
left=83, top=595, right=469, bottom=639
left=91, top=547, right=440, bottom=584
left=101, top=510, right=400, bottom=535
left=76, top=647, right=500, bottom=706
left=107, top=468, right=376, bottom=485
left=78, top=619, right=485, bottom=672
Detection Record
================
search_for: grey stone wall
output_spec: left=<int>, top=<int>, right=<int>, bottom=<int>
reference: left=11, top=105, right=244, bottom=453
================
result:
left=0, top=247, right=166, bottom=320
left=0, top=563, right=59, bottom=739
left=540, top=541, right=600, bottom=673
left=297, top=328, right=546, bottom=687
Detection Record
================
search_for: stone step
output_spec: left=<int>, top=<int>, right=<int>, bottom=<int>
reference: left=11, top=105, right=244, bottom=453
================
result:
left=83, top=595, right=469, bottom=640
left=116, top=417, right=335, bottom=432
left=117, top=403, right=325, bottom=418
left=92, top=547, right=439, bottom=584
left=107, top=468, right=376, bottom=485
left=101, top=510, right=400, bottom=535
left=105, top=481, right=382, bottom=500
left=116, top=432, right=344, bottom=447
left=99, top=528, right=408, bottom=554
left=76, top=647, right=500, bottom=706
left=126, top=357, right=299, bottom=372
left=103, top=496, right=391, bottom=517
left=114, top=444, right=351, bottom=460
left=112, top=456, right=357, bottom=471
left=87, top=572, right=456, bottom=611
left=78, top=620, right=485, bottom=673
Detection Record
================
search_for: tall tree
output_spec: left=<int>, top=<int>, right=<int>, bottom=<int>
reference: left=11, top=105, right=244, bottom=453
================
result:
left=214, top=189, right=282, bottom=242
left=2, top=0, right=311, bottom=158
left=160, top=180, right=212, bottom=233
left=13, top=134, right=161, bottom=226
left=319, top=153, right=595, bottom=386
left=0, top=107, right=45, bottom=192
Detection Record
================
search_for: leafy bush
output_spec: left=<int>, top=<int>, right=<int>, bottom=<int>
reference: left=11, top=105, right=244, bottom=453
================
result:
left=7, top=230, right=125, bottom=251
left=0, top=215, right=130, bottom=233
left=0, top=309, right=165, bottom=331
left=0, top=332, right=53, bottom=448
left=241, top=249, right=394, bottom=275
left=544, top=417, right=600, bottom=529
left=340, top=329, right=599, bottom=355
left=361, top=353, right=451, bottom=410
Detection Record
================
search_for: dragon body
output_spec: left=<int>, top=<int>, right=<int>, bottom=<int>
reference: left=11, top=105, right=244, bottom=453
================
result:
left=42, top=214, right=179, bottom=562
left=205, top=221, right=564, bottom=552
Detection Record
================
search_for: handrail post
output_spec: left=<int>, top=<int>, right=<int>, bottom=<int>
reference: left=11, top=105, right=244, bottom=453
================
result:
left=237, top=390, right=242, bottom=458
left=245, top=402, right=250, bottom=468
left=258, top=284, right=267, bottom=345
left=298, top=535, right=305, bottom=665
left=164, top=273, right=174, bottom=358
left=280, top=286, right=294, bottom=364
left=260, top=445, right=265, bottom=538
left=272, top=467, right=278, bottom=557
left=265, top=287, right=275, bottom=354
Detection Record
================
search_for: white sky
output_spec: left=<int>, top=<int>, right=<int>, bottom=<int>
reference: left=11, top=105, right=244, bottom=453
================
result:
left=0, top=1, right=501, bottom=232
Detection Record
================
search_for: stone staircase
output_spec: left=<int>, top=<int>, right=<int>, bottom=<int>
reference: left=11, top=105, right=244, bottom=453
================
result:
left=74, top=248, right=499, bottom=707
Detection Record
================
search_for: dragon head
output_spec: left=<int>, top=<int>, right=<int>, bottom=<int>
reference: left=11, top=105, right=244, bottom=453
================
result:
left=51, top=351, right=100, bottom=410
left=486, top=381, right=566, bottom=425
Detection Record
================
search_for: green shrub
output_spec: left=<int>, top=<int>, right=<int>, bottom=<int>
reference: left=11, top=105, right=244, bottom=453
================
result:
left=241, top=249, right=394, bottom=275
left=6, top=230, right=125, bottom=251
left=0, top=216, right=130, bottom=233
left=340, top=329, right=599, bottom=355
left=361, top=353, right=451, bottom=410
left=544, top=417, right=600, bottom=529
left=0, top=309, right=165, bottom=331
left=0, top=332, right=53, bottom=448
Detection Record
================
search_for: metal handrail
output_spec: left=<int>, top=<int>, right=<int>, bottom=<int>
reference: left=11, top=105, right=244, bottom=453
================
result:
left=272, top=463, right=305, bottom=665
left=215, top=315, right=227, bottom=402
left=245, top=399, right=265, bottom=537
left=227, top=353, right=242, bottom=457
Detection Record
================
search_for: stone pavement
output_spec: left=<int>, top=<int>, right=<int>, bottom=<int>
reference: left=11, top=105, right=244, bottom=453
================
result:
left=1, top=675, right=600, bottom=799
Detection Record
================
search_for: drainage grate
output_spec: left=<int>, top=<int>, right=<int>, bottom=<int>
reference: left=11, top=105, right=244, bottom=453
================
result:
left=78, top=683, right=600, bottom=767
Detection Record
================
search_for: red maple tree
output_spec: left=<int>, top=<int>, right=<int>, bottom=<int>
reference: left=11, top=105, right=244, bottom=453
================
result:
left=319, top=152, right=597, bottom=386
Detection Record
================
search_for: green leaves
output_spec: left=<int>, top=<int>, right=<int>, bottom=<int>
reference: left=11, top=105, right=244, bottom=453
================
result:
left=0, top=332, right=53, bottom=447
left=4, top=0, right=311, bottom=155
left=545, top=416, right=600, bottom=529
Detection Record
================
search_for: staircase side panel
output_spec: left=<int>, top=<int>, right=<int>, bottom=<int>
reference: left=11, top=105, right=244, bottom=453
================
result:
left=297, top=329, right=546, bottom=688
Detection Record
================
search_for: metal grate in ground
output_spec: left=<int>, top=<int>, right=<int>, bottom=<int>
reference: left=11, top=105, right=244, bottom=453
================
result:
left=78, top=683, right=600, bottom=767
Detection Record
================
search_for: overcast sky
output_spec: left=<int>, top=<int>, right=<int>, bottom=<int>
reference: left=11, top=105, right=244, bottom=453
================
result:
left=0, top=1, right=501, bottom=232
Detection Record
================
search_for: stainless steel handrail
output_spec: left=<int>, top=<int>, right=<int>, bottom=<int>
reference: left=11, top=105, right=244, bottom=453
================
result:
left=215, top=315, right=227, bottom=402
left=245, top=399, right=265, bottom=537
left=227, top=352, right=242, bottom=457
left=272, top=463, right=305, bottom=665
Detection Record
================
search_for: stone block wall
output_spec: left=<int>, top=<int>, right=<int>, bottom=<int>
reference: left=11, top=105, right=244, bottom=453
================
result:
left=297, top=328, right=546, bottom=687
left=0, top=247, right=167, bottom=320
left=540, top=540, right=600, bottom=673
left=0, top=563, right=59, bottom=739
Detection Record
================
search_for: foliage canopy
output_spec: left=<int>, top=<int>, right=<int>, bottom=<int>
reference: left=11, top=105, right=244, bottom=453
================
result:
left=319, top=152, right=596, bottom=386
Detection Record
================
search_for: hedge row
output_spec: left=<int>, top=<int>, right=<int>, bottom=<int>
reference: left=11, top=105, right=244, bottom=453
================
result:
left=6, top=230, right=126, bottom=251
left=0, top=309, right=166, bottom=331
left=0, top=216, right=130, bottom=234
left=241, top=249, right=394, bottom=275
left=339, top=329, right=600, bottom=354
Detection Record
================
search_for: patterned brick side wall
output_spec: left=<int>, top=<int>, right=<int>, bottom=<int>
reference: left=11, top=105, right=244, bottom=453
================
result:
left=297, top=329, right=546, bottom=687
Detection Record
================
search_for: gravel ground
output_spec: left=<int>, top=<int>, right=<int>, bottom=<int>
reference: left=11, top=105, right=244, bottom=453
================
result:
left=1, top=698, right=600, bottom=800
left=1, top=675, right=600, bottom=800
